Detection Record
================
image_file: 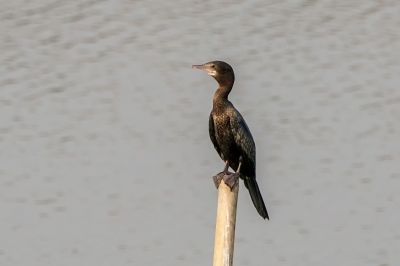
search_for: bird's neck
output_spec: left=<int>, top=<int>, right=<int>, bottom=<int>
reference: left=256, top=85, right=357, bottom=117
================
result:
left=213, top=84, right=233, bottom=106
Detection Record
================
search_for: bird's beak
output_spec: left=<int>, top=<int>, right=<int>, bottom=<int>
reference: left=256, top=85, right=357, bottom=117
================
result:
left=192, top=64, right=206, bottom=70
left=192, top=64, right=216, bottom=76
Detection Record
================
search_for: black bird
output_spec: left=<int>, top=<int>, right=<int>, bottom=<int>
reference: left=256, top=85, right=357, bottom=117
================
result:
left=192, top=60, right=269, bottom=220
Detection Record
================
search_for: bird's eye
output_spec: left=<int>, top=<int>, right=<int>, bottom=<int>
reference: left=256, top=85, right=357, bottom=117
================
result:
left=211, top=64, right=215, bottom=68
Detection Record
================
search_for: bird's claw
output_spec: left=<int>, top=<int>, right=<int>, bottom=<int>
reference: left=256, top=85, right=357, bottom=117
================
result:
left=223, top=173, right=239, bottom=190
left=212, top=171, right=239, bottom=190
left=213, top=172, right=226, bottom=189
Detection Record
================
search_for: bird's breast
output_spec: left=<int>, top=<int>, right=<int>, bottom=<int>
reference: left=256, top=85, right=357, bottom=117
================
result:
left=212, top=112, right=235, bottom=156
left=213, top=113, right=230, bottom=136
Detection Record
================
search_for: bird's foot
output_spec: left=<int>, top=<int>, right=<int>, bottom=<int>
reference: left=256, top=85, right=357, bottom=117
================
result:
left=213, top=172, right=226, bottom=189
left=223, top=172, right=239, bottom=191
left=213, top=171, right=239, bottom=190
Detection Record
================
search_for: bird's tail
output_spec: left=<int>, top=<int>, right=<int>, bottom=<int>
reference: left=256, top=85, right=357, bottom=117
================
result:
left=244, top=176, right=269, bottom=220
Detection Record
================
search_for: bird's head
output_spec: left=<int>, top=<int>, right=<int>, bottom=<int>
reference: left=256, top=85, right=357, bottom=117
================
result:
left=192, top=61, right=235, bottom=87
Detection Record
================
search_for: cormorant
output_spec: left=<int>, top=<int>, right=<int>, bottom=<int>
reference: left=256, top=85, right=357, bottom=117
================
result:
left=192, top=60, right=269, bottom=220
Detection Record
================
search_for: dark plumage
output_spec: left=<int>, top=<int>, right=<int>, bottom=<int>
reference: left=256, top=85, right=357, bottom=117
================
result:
left=193, top=60, right=269, bottom=220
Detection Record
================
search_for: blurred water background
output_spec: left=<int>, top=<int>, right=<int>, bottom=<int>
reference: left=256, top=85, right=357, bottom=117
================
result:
left=1, top=1, right=400, bottom=265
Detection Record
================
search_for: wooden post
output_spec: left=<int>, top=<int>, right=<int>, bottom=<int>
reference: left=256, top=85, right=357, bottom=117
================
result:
left=213, top=179, right=239, bottom=266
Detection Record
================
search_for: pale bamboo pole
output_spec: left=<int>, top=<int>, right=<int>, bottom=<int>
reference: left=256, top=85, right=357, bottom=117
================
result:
left=212, top=179, right=239, bottom=266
